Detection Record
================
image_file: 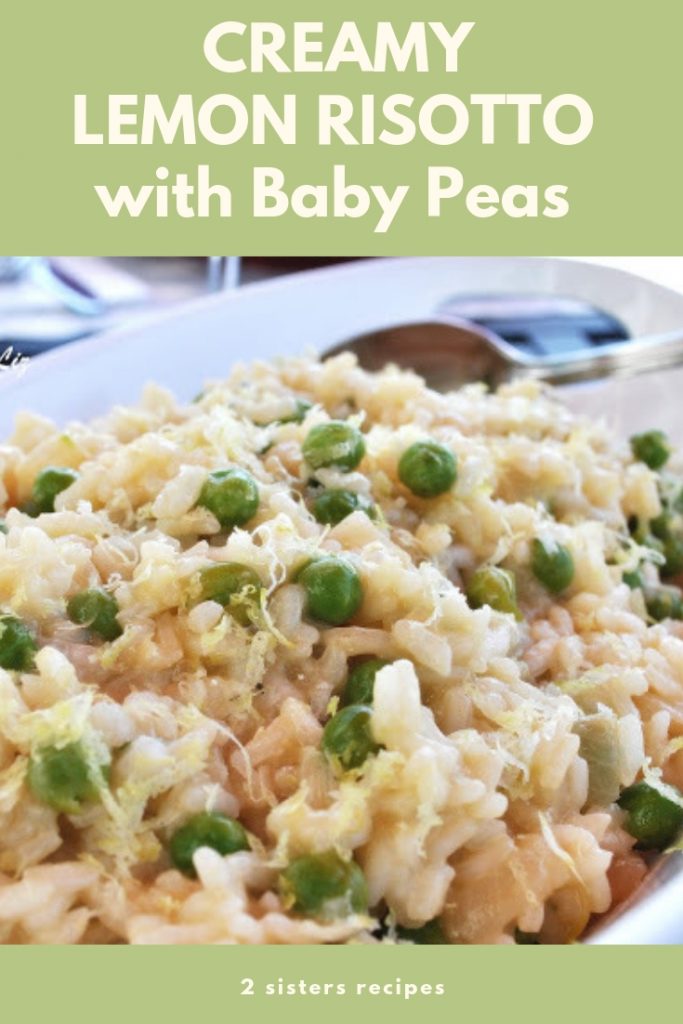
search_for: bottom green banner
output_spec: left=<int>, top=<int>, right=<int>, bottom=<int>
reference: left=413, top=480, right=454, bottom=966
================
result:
left=2, top=945, right=672, bottom=1023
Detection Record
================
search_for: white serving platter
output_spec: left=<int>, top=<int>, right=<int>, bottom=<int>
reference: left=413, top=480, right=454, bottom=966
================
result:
left=1, top=255, right=683, bottom=943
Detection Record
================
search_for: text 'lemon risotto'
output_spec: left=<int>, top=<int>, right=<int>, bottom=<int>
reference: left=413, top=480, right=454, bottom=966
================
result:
left=1, top=353, right=683, bottom=944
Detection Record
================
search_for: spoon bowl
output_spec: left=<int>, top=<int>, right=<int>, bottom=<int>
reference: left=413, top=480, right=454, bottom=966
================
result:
left=324, top=318, right=515, bottom=390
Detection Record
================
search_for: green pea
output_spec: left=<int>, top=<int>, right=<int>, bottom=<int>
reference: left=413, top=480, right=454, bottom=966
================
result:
left=650, top=513, right=673, bottom=541
left=197, top=563, right=261, bottom=625
left=0, top=519, right=6, bottom=535
left=644, top=585, right=683, bottom=622
left=67, top=589, right=122, bottom=641
left=302, top=421, right=365, bottom=472
left=322, top=704, right=380, bottom=772
left=0, top=615, right=37, bottom=671
left=622, top=568, right=644, bottom=590
left=662, top=534, right=683, bottom=577
left=531, top=538, right=575, bottom=594
left=398, top=441, right=457, bottom=499
left=631, top=430, right=671, bottom=470
left=296, top=556, right=362, bottom=626
left=618, top=781, right=683, bottom=850
left=169, top=811, right=250, bottom=877
left=466, top=565, right=520, bottom=617
left=648, top=513, right=683, bottom=577
left=279, top=850, right=368, bottom=919
left=396, top=919, right=447, bottom=944
left=312, top=489, right=375, bottom=526
left=27, top=741, right=106, bottom=814
left=197, top=468, right=260, bottom=530
left=343, top=659, right=390, bottom=706
left=31, top=467, right=79, bottom=514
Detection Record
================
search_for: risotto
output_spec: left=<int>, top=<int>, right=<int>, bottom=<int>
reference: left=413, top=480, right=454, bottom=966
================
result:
left=0, top=352, right=682, bottom=945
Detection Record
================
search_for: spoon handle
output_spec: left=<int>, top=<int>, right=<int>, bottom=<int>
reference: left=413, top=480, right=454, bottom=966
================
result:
left=518, top=328, right=683, bottom=385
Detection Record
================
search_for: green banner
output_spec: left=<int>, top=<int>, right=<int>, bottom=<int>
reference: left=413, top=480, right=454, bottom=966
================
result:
left=3, top=945, right=678, bottom=1023
left=1, top=0, right=682, bottom=253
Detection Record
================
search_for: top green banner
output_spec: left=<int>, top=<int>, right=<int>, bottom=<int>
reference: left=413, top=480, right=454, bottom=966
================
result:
left=1, top=0, right=681, bottom=254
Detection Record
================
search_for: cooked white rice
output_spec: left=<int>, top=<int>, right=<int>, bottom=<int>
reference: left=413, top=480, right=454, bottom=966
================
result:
left=0, top=352, right=681, bottom=944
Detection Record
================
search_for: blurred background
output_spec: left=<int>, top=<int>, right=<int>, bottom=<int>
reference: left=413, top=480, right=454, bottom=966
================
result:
left=0, top=258, right=354, bottom=359
left=2, top=256, right=683, bottom=363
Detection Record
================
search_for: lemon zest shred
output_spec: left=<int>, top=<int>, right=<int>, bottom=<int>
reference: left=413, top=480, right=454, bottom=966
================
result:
left=538, top=811, right=584, bottom=886
left=256, top=589, right=295, bottom=649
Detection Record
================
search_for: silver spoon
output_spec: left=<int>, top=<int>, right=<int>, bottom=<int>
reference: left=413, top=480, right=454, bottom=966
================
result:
left=323, top=312, right=683, bottom=391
